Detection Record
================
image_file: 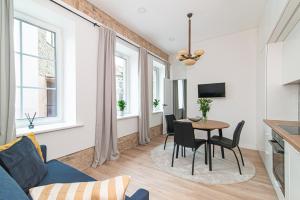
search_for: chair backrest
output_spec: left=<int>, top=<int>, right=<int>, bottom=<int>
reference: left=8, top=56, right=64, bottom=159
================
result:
left=165, top=114, right=176, bottom=133
left=232, top=120, right=245, bottom=147
left=174, top=121, right=196, bottom=148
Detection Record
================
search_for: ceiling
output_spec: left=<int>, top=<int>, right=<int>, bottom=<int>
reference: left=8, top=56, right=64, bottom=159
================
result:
left=88, top=0, right=266, bottom=54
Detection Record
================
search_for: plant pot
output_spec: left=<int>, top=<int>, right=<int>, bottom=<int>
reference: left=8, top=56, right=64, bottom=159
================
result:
left=202, top=112, right=208, bottom=121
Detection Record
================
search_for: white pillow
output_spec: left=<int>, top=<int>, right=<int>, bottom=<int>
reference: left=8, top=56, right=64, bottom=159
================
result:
left=29, top=175, right=130, bottom=200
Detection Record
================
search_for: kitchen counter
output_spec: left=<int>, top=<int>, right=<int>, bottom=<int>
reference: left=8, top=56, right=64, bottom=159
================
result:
left=264, top=120, right=300, bottom=152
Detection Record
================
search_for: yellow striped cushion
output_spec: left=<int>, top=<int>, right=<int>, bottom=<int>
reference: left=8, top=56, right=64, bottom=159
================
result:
left=29, top=175, right=131, bottom=200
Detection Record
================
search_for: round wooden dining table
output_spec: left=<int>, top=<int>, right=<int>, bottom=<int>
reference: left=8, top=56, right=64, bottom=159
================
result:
left=181, top=119, right=230, bottom=171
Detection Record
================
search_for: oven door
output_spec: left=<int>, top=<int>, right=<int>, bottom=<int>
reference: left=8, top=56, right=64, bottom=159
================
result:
left=269, top=140, right=285, bottom=195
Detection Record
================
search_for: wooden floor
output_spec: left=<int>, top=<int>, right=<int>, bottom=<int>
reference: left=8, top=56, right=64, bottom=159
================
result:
left=70, top=136, right=277, bottom=200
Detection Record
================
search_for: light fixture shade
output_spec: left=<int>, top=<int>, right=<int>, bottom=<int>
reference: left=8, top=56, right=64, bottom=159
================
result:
left=194, top=49, right=205, bottom=56
left=176, top=54, right=184, bottom=60
left=182, top=58, right=196, bottom=65
left=177, top=49, right=188, bottom=56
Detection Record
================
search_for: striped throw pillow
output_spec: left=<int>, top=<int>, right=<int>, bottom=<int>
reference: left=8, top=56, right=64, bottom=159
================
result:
left=29, top=176, right=131, bottom=200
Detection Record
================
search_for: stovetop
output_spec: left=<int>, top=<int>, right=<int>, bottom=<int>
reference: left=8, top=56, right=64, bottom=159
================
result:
left=279, top=125, right=300, bottom=135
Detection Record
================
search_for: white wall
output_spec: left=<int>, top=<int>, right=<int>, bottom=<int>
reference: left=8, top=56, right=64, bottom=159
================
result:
left=170, top=55, right=187, bottom=80
left=258, top=0, right=288, bottom=51
left=266, top=42, right=299, bottom=120
left=15, top=0, right=163, bottom=160
left=255, top=47, right=267, bottom=154
left=171, top=29, right=258, bottom=149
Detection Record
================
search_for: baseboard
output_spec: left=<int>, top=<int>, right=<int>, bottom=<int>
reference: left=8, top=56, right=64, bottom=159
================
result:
left=59, top=124, right=163, bottom=170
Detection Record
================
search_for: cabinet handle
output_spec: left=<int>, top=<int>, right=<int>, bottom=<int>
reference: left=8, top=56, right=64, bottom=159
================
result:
left=269, top=140, right=284, bottom=154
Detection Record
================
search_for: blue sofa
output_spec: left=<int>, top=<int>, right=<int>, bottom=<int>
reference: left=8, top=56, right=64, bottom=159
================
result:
left=0, top=145, right=149, bottom=200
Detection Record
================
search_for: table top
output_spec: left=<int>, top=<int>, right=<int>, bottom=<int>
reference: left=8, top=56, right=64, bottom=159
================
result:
left=180, top=119, right=230, bottom=130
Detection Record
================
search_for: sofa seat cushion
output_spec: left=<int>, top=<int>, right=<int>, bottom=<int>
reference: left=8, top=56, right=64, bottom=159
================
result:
left=0, top=166, right=30, bottom=200
left=38, top=160, right=95, bottom=186
left=38, top=160, right=148, bottom=200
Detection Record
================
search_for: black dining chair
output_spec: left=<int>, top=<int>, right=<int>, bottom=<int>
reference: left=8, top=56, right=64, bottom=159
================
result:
left=164, top=114, right=176, bottom=150
left=171, top=121, right=207, bottom=175
left=210, top=120, right=245, bottom=175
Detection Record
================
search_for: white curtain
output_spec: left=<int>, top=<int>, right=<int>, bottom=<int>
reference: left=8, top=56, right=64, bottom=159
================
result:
left=0, top=0, right=16, bottom=145
left=92, top=27, right=119, bottom=168
left=138, top=48, right=150, bottom=144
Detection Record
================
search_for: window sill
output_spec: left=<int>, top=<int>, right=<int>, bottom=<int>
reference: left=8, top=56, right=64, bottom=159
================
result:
left=117, top=114, right=138, bottom=120
left=152, top=110, right=163, bottom=114
left=16, top=122, right=84, bottom=137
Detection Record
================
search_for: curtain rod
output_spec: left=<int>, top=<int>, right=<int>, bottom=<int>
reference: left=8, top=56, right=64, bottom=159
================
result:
left=49, top=0, right=168, bottom=62
left=50, top=0, right=100, bottom=27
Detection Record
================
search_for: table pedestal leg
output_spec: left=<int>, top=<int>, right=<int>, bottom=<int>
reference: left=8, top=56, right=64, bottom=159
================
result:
left=207, top=130, right=212, bottom=171
left=219, top=129, right=225, bottom=159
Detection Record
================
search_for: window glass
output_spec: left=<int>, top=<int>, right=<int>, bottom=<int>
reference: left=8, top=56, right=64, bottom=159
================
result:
left=178, top=80, right=184, bottom=109
left=14, top=18, right=57, bottom=120
left=115, top=56, right=127, bottom=103
left=115, top=39, right=139, bottom=117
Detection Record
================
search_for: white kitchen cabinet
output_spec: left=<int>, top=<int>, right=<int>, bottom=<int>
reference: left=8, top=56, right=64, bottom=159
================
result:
left=264, top=126, right=273, bottom=176
left=258, top=0, right=289, bottom=51
left=282, top=20, right=300, bottom=84
left=285, top=142, right=300, bottom=200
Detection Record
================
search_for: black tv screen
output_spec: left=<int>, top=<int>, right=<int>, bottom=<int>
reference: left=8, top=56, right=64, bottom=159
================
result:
left=198, top=83, right=225, bottom=98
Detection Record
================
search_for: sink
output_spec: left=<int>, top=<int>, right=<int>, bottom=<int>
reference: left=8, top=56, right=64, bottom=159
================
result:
left=279, top=125, right=300, bottom=135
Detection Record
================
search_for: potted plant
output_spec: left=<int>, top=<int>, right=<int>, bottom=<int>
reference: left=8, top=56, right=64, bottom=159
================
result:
left=153, top=99, right=160, bottom=111
left=117, top=99, right=126, bottom=115
left=197, top=98, right=213, bottom=121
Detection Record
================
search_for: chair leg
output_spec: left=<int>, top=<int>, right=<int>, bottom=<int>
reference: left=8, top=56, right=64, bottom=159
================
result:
left=181, top=146, right=184, bottom=157
left=171, top=143, right=176, bottom=167
left=184, top=147, right=186, bottom=157
left=231, top=149, right=242, bottom=175
left=176, top=144, right=179, bottom=159
left=204, top=143, right=207, bottom=165
left=237, top=146, right=245, bottom=166
left=213, top=144, right=215, bottom=157
left=192, top=150, right=196, bottom=175
left=163, top=135, right=169, bottom=150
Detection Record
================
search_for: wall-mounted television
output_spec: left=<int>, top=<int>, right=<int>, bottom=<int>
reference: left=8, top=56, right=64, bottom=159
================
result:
left=198, top=83, right=225, bottom=98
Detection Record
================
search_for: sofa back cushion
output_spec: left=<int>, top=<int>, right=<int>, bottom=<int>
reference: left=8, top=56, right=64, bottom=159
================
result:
left=0, top=137, right=48, bottom=192
left=0, top=133, right=44, bottom=161
left=0, top=165, right=30, bottom=200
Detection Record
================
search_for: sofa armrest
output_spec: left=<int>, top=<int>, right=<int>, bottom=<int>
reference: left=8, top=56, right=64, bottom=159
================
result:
left=127, top=189, right=149, bottom=200
left=0, top=166, right=30, bottom=200
left=40, top=145, right=47, bottom=162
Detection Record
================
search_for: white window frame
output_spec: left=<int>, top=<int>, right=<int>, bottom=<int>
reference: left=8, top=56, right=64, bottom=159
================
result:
left=115, top=52, right=130, bottom=115
left=152, top=59, right=165, bottom=112
left=14, top=12, right=63, bottom=128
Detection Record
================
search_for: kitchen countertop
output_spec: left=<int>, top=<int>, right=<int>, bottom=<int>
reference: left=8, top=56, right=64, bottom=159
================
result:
left=264, top=120, right=300, bottom=152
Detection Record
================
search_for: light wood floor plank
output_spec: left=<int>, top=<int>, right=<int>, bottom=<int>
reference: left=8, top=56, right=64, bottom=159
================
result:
left=65, top=135, right=277, bottom=200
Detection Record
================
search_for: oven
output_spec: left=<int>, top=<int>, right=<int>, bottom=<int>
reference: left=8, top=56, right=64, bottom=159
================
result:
left=269, top=131, right=285, bottom=195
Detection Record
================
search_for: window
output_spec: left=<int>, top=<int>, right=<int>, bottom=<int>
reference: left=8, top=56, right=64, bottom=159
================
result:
left=14, top=17, right=61, bottom=126
left=115, top=55, right=129, bottom=113
left=115, top=39, right=139, bottom=117
left=178, top=80, right=184, bottom=109
left=152, top=66, right=160, bottom=101
left=152, top=59, right=165, bottom=112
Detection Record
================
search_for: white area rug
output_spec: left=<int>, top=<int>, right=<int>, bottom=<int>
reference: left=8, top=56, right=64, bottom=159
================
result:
left=150, top=143, right=256, bottom=185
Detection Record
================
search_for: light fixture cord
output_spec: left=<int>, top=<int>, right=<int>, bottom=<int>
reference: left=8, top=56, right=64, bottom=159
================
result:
left=189, top=18, right=191, bottom=56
